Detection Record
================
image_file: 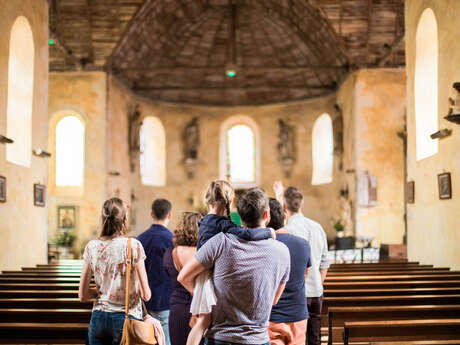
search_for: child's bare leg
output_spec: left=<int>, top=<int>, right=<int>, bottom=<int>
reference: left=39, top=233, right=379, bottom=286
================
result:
left=186, top=313, right=211, bottom=345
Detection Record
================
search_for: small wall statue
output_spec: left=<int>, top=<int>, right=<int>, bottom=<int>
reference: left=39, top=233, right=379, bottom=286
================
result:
left=277, top=119, right=296, bottom=178
left=182, top=117, right=200, bottom=179
left=128, top=104, right=142, bottom=172
left=445, top=82, right=460, bottom=124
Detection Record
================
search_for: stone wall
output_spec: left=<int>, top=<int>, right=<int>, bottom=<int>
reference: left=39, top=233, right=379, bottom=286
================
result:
left=406, top=0, right=460, bottom=269
left=0, top=0, right=49, bottom=269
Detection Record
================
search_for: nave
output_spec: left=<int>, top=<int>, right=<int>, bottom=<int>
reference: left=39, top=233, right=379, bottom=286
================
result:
left=0, top=259, right=460, bottom=344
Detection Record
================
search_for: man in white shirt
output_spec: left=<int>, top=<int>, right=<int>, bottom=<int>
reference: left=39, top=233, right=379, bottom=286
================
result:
left=274, top=181, right=329, bottom=345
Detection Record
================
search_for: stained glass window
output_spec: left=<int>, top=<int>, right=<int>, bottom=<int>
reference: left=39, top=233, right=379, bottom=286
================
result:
left=56, top=116, right=85, bottom=186
left=6, top=16, right=34, bottom=167
left=226, top=124, right=256, bottom=183
left=312, top=113, right=333, bottom=185
left=415, top=8, right=438, bottom=161
left=140, top=116, right=166, bottom=186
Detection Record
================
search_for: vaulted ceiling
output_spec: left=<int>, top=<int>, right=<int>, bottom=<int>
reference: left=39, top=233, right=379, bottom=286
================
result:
left=49, top=0, right=405, bottom=105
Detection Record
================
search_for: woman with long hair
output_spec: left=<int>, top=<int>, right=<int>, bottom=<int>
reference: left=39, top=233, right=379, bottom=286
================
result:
left=79, top=197, right=151, bottom=345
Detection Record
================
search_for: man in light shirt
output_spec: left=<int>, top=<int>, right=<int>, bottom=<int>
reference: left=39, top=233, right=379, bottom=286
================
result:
left=274, top=181, right=329, bottom=345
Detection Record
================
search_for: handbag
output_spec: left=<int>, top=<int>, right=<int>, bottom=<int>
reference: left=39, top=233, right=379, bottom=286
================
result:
left=120, top=237, right=158, bottom=345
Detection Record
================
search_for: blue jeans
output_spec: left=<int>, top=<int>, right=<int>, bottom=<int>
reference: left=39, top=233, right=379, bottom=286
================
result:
left=88, top=310, right=139, bottom=345
left=149, top=309, right=171, bottom=345
left=205, top=339, right=270, bottom=345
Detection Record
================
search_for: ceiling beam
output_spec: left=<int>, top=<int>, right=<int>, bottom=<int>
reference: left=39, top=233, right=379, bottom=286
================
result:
left=113, top=65, right=348, bottom=72
left=50, top=34, right=83, bottom=71
left=85, top=0, right=94, bottom=64
left=376, top=33, right=405, bottom=67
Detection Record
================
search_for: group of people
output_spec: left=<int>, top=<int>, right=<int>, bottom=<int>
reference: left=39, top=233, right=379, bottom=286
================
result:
left=78, top=180, right=329, bottom=345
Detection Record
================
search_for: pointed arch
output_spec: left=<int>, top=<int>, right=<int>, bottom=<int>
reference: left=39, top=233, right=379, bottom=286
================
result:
left=6, top=16, right=35, bottom=167
left=140, top=116, right=166, bottom=186
left=415, top=8, right=438, bottom=161
left=312, top=113, right=333, bottom=185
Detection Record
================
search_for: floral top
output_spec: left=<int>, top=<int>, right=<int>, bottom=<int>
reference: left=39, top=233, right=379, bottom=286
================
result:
left=83, top=237, right=146, bottom=319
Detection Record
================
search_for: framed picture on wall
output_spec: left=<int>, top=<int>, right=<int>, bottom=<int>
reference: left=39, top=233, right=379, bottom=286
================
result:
left=438, top=172, right=452, bottom=200
left=58, top=206, right=76, bottom=229
left=407, top=181, right=415, bottom=204
left=0, top=176, right=6, bottom=203
left=33, top=184, right=46, bottom=207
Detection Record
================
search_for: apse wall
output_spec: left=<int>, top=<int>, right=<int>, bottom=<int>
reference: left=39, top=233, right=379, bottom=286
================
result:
left=0, top=0, right=48, bottom=269
left=108, top=77, right=344, bottom=239
left=406, top=0, right=460, bottom=269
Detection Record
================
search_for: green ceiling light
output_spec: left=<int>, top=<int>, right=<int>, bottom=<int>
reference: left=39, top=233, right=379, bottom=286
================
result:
left=225, top=63, right=237, bottom=78
left=49, top=39, right=54, bottom=45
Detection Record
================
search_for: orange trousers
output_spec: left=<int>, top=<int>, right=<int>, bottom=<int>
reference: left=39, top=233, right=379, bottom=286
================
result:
left=268, top=319, right=308, bottom=345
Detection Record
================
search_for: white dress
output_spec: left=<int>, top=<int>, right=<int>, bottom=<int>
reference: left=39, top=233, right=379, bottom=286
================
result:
left=190, top=270, right=217, bottom=315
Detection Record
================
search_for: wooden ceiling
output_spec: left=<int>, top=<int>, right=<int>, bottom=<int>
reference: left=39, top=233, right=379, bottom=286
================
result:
left=49, top=0, right=405, bottom=105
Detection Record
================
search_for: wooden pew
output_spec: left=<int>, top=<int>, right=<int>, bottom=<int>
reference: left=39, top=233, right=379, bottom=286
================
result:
left=322, top=294, right=460, bottom=314
left=0, top=290, right=79, bottom=298
left=0, top=298, right=92, bottom=309
left=0, top=322, right=88, bottom=344
left=0, top=283, right=81, bottom=290
left=327, top=305, right=460, bottom=345
left=327, top=270, right=456, bottom=276
left=325, top=287, right=460, bottom=297
left=343, top=319, right=460, bottom=345
left=325, top=280, right=460, bottom=290
left=0, top=308, right=91, bottom=323
left=325, top=274, right=460, bottom=282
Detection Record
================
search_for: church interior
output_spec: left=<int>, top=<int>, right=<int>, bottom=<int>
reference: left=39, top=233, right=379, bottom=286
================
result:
left=0, top=0, right=459, bottom=342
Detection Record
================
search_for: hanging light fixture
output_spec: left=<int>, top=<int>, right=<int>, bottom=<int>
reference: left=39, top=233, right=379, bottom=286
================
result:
left=225, top=0, right=238, bottom=78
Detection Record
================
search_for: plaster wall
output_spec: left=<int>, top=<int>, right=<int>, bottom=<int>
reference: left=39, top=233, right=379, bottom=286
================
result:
left=337, top=69, right=406, bottom=245
left=0, top=0, right=49, bottom=269
left=48, top=72, right=107, bottom=252
left=406, top=0, right=460, bottom=269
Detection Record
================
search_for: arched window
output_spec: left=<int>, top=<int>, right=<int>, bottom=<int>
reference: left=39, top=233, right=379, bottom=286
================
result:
left=415, top=8, right=438, bottom=161
left=6, top=16, right=35, bottom=167
left=220, top=116, right=260, bottom=188
left=55, top=116, right=85, bottom=186
left=140, top=117, right=166, bottom=186
left=312, top=113, right=333, bottom=185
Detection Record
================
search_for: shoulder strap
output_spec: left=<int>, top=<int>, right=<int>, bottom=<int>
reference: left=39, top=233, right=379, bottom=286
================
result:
left=125, top=237, right=132, bottom=315
left=172, top=247, right=183, bottom=272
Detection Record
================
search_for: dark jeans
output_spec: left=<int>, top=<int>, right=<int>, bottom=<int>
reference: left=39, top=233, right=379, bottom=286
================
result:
left=88, top=310, right=140, bottom=345
left=306, top=296, right=323, bottom=345
left=205, top=339, right=270, bottom=345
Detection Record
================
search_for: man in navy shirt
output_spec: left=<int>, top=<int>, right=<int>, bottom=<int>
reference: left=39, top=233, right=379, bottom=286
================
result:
left=138, top=198, right=173, bottom=345
left=268, top=198, right=312, bottom=345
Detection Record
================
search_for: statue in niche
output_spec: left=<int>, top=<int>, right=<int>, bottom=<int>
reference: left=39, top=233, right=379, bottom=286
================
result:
left=182, top=117, right=200, bottom=179
left=277, top=119, right=296, bottom=178
left=445, top=82, right=460, bottom=124
left=128, top=104, right=142, bottom=173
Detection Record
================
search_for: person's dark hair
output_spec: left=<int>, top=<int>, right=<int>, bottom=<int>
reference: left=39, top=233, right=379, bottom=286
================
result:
left=173, top=212, right=200, bottom=247
left=284, top=186, right=303, bottom=213
left=151, top=198, right=172, bottom=221
left=267, top=198, right=284, bottom=230
left=100, top=197, right=128, bottom=237
left=237, top=187, right=268, bottom=228
left=205, top=180, right=234, bottom=221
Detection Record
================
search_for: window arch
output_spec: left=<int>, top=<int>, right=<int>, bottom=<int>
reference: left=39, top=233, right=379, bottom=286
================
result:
left=312, top=113, right=333, bottom=185
left=140, top=116, right=166, bottom=186
left=220, top=116, right=260, bottom=188
left=415, top=8, right=438, bottom=161
left=55, top=116, right=85, bottom=186
left=6, top=16, right=35, bottom=167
